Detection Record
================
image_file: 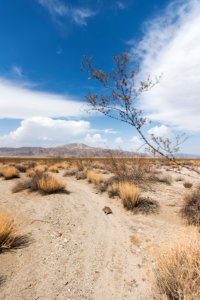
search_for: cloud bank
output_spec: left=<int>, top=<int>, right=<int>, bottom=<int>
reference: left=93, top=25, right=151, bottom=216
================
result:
left=135, top=0, right=200, bottom=132
left=0, top=117, right=90, bottom=147
left=37, top=0, right=96, bottom=26
left=0, top=78, right=86, bottom=119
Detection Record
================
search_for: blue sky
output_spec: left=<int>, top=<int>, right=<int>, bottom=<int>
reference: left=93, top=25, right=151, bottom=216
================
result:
left=0, top=0, right=199, bottom=155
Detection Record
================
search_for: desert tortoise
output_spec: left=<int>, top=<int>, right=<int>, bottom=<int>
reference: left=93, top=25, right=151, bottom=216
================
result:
left=102, top=206, right=112, bottom=215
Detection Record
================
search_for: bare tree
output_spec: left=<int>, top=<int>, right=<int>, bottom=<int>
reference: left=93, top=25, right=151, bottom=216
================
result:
left=81, top=52, right=189, bottom=165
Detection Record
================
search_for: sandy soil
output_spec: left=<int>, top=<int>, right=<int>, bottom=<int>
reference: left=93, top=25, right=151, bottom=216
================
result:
left=0, top=170, right=199, bottom=300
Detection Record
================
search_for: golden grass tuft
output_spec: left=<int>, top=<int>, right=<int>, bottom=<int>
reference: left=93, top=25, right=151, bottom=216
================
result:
left=108, top=182, right=119, bottom=197
left=86, top=170, right=104, bottom=185
left=119, top=181, right=140, bottom=210
left=48, top=165, right=59, bottom=173
left=154, top=238, right=200, bottom=300
left=33, top=172, right=66, bottom=194
left=0, top=167, right=19, bottom=180
left=0, top=211, right=29, bottom=252
left=34, top=165, right=46, bottom=173
left=181, top=186, right=200, bottom=226
left=26, top=168, right=35, bottom=177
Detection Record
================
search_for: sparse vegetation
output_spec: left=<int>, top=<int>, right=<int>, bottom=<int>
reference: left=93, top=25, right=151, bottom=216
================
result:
left=12, top=172, right=66, bottom=194
left=181, top=186, right=200, bottom=226
left=31, top=172, right=66, bottom=194
left=48, top=165, right=59, bottom=173
left=119, top=182, right=140, bottom=210
left=156, top=173, right=173, bottom=185
left=108, top=182, right=119, bottom=198
left=0, top=167, right=19, bottom=180
left=154, top=238, right=200, bottom=300
left=76, top=171, right=86, bottom=180
left=0, top=211, right=29, bottom=252
left=64, top=168, right=78, bottom=177
left=34, top=165, right=47, bottom=173
left=86, top=170, right=104, bottom=185
left=183, top=181, right=193, bottom=188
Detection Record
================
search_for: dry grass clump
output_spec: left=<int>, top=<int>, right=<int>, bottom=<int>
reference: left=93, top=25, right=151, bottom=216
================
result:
left=13, top=172, right=66, bottom=194
left=183, top=181, right=193, bottom=189
left=12, top=179, right=32, bottom=193
left=48, top=165, right=59, bottom=173
left=119, top=182, right=140, bottom=210
left=108, top=156, right=151, bottom=184
left=156, top=173, right=173, bottom=185
left=0, top=211, right=29, bottom=252
left=34, top=165, right=47, bottom=173
left=26, top=168, right=35, bottom=177
left=76, top=171, right=86, bottom=180
left=118, top=181, right=159, bottom=213
left=181, top=186, right=200, bottom=226
left=15, top=164, right=27, bottom=173
left=33, top=173, right=66, bottom=194
left=0, top=167, right=19, bottom=180
left=154, top=238, right=200, bottom=300
left=86, top=170, right=104, bottom=185
left=64, top=168, right=78, bottom=177
left=108, top=182, right=119, bottom=198
left=133, top=196, right=159, bottom=214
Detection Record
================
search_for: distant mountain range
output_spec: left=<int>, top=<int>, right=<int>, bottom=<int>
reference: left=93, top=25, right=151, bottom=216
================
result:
left=0, top=143, right=198, bottom=158
left=0, top=143, right=139, bottom=158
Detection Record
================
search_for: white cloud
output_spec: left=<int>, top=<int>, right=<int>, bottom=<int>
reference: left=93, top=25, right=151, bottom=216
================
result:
left=0, top=117, right=90, bottom=147
left=0, top=78, right=86, bottom=119
left=116, top=1, right=126, bottom=10
left=38, top=0, right=68, bottom=16
left=135, top=0, right=200, bottom=132
left=71, top=8, right=96, bottom=26
left=115, top=137, right=123, bottom=145
left=148, top=125, right=171, bottom=139
left=11, top=66, right=23, bottom=78
left=104, top=128, right=119, bottom=134
left=37, top=0, right=96, bottom=26
left=84, top=133, right=107, bottom=146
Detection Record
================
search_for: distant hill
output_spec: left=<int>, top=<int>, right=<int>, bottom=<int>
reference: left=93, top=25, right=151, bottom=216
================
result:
left=0, top=143, right=139, bottom=158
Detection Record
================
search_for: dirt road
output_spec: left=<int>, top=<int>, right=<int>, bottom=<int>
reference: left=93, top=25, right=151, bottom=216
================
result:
left=0, top=175, right=193, bottom=300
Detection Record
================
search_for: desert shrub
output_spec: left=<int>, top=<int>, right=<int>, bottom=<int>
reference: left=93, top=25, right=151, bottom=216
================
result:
left=86, top=170, right=104, bottom=185
left=26, top=168, right=35, bottom=177
left=48, top=165, right=59, bottom=173
left=154, top=238, right=200, bottom=300
left=181, top=187, right=200, bottom=226
left=183, top=181, right=193, bottom=189
left=108, top=182, right=119, bottom=198
left=0, top=211, right=29, bottom=252
left=133, top=196, right=159, bottom=214
left=27, top=161, right=36, bottom=168
left=64, top=168, right=78, bottom=177
left=0, top=167, right=19, bottom=180
left=97, top=181, right=108, bottom=193
left=119, top=182, right=140, bottom=210
left=76, top=160, right=85, bottom=171
left=31, top=172, right=66, bottom=194
left=15, top=164, right=27, bottom=173
left=13, top=172, right=66, bottom=194
left=12, top=179, right=31, bottom=193
left=34, top=165, right=46, bottom=173
left=107, top=155, right=153, bottom=184
left=92, top=161, right=104, bottom=169
left=75, top=171, right=86, bottom=180
left=156, top=173, right=173, bottom=185
left=175, top=175, right=184, bottom=182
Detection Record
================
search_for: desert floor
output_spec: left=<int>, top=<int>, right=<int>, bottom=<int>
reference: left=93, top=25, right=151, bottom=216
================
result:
left=0, top=169, right=199, bottom=300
